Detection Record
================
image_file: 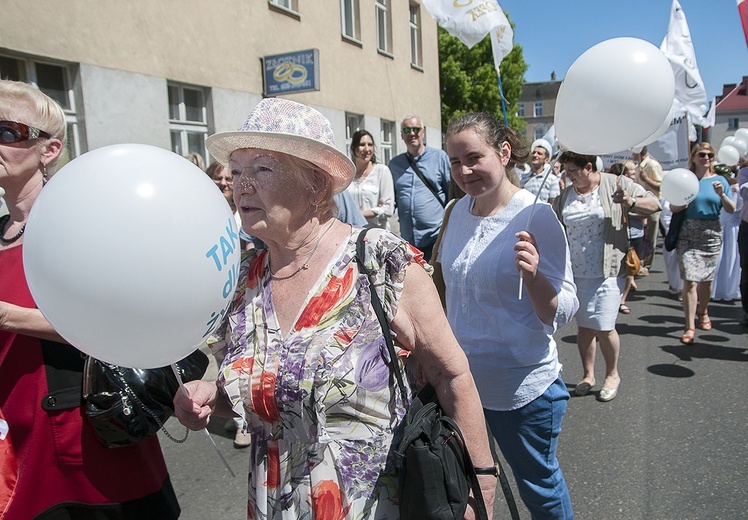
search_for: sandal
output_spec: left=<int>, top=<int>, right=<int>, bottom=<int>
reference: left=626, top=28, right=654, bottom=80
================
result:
left=697, top=312, right=712, bottom=330
left=681, top=328, right=695, bottom=344
left=619, top=304, right=631, bottom=314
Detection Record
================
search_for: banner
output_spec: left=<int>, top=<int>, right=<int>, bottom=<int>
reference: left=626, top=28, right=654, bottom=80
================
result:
left=660, top=0, right=708, bottom=126
left=489, top=10, right=513, bottom=75
left=739, top=0, right=748, bottom=48
left=600, top=111, right=691, bottom=171
left=422, top=0, right=507, bottom=48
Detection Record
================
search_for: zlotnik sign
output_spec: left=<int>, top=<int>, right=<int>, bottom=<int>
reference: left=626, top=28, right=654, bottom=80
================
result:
left=262, top=49, right=320, bottom=95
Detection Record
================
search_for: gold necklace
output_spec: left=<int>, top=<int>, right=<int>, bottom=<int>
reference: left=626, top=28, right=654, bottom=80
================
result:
left=270, top=219, right=335, bottom=280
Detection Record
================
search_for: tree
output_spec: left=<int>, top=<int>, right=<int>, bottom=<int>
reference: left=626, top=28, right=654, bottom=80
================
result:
left=438, top=15, right=527, bottom=135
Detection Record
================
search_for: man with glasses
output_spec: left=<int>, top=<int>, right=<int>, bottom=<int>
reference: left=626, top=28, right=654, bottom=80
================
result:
left=388, top=115, right=450, bottom=261
left=632, top=146, right=664, bottom=275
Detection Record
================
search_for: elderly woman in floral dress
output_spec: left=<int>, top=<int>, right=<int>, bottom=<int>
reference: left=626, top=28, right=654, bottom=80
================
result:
left=173, top=98, right=496, bottom=519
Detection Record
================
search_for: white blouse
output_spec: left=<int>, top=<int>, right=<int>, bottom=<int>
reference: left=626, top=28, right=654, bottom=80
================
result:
left=562, top=188, right=606, bottom=279
left=346, top=163, right=395, bottom=229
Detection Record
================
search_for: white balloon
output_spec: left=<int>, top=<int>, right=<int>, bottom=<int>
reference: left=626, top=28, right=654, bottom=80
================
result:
left=717, top=145, right=740, bottom=166
left=734, top=128, right=748, bottom=143
left=24, top=144, right=240, bottom=368
left=554, top=37, right=675, bottom=155
left=635, top=102, right=679, bottom=147
left=730, top=137, right=748, bottom=159
left=661, top=168, right=700, bottom=206
left=721, top=136, right=737, bottom=149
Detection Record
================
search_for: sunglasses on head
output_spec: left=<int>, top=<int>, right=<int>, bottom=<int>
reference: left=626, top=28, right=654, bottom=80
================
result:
left=0, top=120, right=51, bottom=144
left=402, top=126, right=422, bottom=134
left=697, top=152, right=714, bottom=159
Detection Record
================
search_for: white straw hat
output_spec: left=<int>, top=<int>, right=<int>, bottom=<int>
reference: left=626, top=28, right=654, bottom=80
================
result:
left=206, top=98, right=355, bottom=194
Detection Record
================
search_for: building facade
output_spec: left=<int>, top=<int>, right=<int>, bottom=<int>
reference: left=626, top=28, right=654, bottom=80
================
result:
left=0, top=0, right=442, bottom=168
left=711, top=76, right=748, bottom=147
left=518, top=73, right=560, bottom=146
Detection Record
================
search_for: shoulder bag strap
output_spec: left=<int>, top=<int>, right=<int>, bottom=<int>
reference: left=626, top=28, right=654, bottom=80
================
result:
left=355, top=229, right=408, bottom=402
left=406, top=154, right=447, bottom=208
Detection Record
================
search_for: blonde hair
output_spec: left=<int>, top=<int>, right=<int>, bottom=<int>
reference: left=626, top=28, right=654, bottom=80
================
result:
left=0, top=80, right=67, bottom=169
left=688, top=142, right=716, bottom=174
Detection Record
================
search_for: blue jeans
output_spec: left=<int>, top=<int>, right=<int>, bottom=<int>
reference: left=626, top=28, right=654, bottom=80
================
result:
left=484, top=377, right=573, bottom=520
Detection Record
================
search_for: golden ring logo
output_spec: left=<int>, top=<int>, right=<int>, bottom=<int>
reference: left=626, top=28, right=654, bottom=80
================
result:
left=273, top=62, right=307, bottom=85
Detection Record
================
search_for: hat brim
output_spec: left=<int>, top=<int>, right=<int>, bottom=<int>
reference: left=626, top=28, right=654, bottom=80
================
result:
left=206, top=131, right=354, bottom=194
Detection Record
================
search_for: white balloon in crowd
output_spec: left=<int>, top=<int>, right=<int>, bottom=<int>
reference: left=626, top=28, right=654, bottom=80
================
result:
left=24, top=144, right=240, bottom=368
left=718, top=128, right=748, bottom=164
left=555, top=37, right=675, bottom=154
left=636, top=101, right=677, bottom=148
left=661, top=168, right=700, bottom=206
left=717, top=144, right=740, bottom=166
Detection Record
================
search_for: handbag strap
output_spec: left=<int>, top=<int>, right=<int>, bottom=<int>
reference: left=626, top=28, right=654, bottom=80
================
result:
left=406, top=154, right=447, bottom=208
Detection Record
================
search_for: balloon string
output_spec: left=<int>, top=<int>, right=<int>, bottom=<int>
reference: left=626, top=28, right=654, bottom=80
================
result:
left=171, top=363, right=236, bottom=478
left=519, top=155, right=558, bottom=300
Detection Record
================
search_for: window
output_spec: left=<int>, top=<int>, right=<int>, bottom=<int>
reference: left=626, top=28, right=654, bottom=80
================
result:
left=376, top=0, right=393, bottom=55
left=534, top=101, right=543, bottom=117
left=168, top=83, right=208, bottom=161
left=380, top=120, right=395, bottom=164
left=728, top=118, right=740, bottom=130
left=0, top=54, right=81, bottom=162
left=268, top=0, right=299, bottom=16
left=341, top=0, right=361, bottom=43
left=517, top=103, right=525, bottom=118
left=345, top=112, right=364, bottom=148
left=409, top=3, right=423, bottom=68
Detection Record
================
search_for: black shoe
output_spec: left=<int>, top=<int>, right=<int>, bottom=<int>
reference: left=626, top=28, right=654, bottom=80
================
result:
left=741, top=312, right=748, bottom=327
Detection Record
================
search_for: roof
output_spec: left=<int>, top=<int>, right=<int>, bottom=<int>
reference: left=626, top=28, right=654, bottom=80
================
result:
left=716, top=76, right=748, bottom=112
left=519, top=81, right=562, bottom=102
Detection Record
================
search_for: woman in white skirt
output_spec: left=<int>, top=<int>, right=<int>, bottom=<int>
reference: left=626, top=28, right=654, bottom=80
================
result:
left=554, top=152, right=659, bottom=402
left=712, top=177, right=742, bottom=301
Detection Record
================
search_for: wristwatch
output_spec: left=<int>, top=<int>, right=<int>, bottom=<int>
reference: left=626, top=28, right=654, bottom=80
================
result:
left=630, top=196, right=637, bottom=208
left=474, top=464, right=499, bottom=477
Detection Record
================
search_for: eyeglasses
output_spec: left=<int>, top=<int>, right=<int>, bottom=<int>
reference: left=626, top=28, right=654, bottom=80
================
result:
left=0, top=121, right=51, bottom=144
left=402, top=127, right=422, bottom=135
left=696, top=152, right=714, bottom=159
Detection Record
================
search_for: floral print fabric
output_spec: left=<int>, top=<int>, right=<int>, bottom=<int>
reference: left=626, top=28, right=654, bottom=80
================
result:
left=212, top=228, right=428, bottom=519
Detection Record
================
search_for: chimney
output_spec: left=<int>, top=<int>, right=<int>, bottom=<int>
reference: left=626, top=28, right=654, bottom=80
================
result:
left=723, top=83, right=736, bottom=98
left=551, top=71, right=556, bottom=81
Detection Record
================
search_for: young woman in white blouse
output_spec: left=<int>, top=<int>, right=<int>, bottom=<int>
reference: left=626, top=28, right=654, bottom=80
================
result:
left=439, top=112, right=578, bottom=519
left=345, top=130, right=395, bottom=229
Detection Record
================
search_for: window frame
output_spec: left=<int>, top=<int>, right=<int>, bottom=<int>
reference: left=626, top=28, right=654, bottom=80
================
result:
left=728, top=117, right=740, bottom=130
left=409, top=3, right=423, bottom=70
left=380, top=119, right=395, bottom=164
left=167, top=82, right=209, bottom=162
left=376, top=0, right=394, bottom=57
left=345, top=112, right=364, bottom=149
left=517, top=103, right=525, bottom=118
left=268, top=0, right=300, bottom=19
left=533, top=101, right=543, bottom=117
left=341, top=0, right=362, bottom=45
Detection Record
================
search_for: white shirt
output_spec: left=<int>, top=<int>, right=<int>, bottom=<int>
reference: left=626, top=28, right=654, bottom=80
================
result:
left=438, top=190, right=578, bottom=410
left=346, top=164, right=395, bottom=229
left=562, top=188, right=606, bottom=279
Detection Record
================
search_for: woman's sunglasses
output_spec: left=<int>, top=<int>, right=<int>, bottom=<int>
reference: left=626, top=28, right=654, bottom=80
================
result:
left=696, top=152, right=714, bottom=159
left=0, top=120, right=51, bottom=144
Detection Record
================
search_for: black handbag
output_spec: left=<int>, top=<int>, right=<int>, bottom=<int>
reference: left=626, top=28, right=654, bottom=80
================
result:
left=665, top=209, right=686, bottom=252
left=82, top=349, right=210, bottom=448
left=355, top=229, right=519, bottom=520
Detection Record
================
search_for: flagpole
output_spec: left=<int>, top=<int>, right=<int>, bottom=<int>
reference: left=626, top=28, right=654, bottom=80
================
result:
left=497, top=74, right=508, bottom=124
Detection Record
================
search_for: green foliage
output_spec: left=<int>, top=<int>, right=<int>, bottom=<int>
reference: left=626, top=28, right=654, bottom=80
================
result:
left=438, top=17, right=527, bottom=135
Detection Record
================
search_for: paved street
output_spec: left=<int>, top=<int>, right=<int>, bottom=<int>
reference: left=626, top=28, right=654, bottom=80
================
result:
left=160, top=248, right=748, bottom=519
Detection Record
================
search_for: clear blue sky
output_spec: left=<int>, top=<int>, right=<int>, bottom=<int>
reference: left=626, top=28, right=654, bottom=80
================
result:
left=501, top=0, right=747, bottom=101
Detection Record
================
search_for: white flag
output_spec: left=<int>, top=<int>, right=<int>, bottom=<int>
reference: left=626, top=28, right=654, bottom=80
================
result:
left=422, top=0, right=507, bottom=48
left=703, top=97, right=716, bottom=129
left=489, top=12, right=513, bottom=76
left=660, top=0, right=708, bottom=125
